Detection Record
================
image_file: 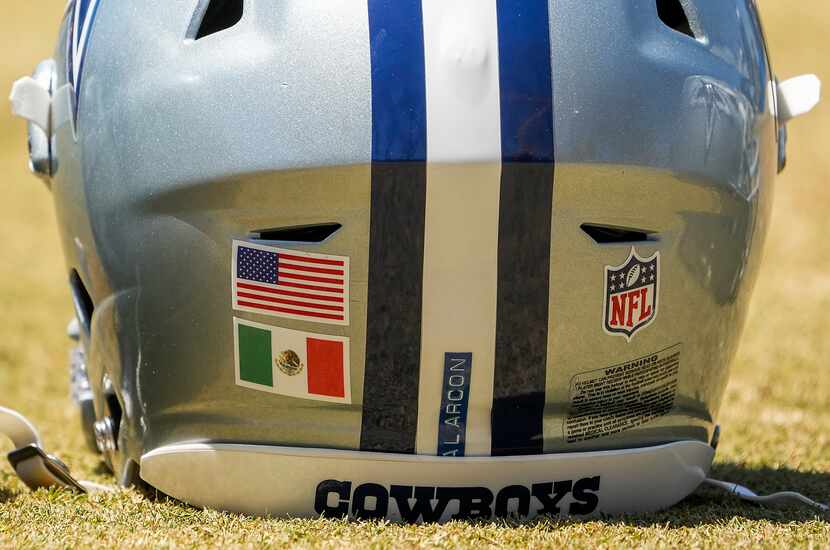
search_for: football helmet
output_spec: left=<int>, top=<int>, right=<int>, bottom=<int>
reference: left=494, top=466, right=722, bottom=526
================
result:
left=5, top=0, right=822, bottom=520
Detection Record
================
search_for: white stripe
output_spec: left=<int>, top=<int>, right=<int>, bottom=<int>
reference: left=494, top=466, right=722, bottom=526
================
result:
left=277, top=257, right=346, bottom=268
left=277, top=266, right=345, bottom=280
left=416, top=0, right=502, bottom=457
left=72, top=2, right=82, bottom=84
left=74, top=0, right=100, bottom=86
left=235, top=288, right=346, bottom=306
left=77, top=0, right=99, bottom=55
left=236, top=280, right=344, bottom=299
left=272, top=326, right=311, bottom=399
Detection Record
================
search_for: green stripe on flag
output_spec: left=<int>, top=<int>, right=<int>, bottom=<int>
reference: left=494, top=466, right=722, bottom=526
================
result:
left=238, top=323, right=273, bottom=387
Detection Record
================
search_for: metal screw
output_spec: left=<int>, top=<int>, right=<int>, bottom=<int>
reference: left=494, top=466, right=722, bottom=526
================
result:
left=93, top=417, right=117, bottom=454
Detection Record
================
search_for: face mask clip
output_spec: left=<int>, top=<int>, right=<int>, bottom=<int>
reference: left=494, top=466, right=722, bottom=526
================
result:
left=1, top=406, right=86, bottom=493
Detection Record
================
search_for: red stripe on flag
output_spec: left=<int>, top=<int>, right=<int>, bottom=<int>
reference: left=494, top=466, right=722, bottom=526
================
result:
left=307, top=338, right=345, bottom=398
left=237, top=301, right=345, bottom=321
left=278, top=280, right=344, bottom=294
left=279, top=272, right=344, bottom=285
left=237, top=282, right=344, bottom=303
left=279, top=253, right=345, bottom=267
left=236, top=292, right=345, bottom=312
left=279, top=262, right=344, bottom=276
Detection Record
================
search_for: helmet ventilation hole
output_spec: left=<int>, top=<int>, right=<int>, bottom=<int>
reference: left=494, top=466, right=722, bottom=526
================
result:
left=193, top=0, right=243, bottom=40
left=581, top=224, right=657, bottom=244
left=69, top=270, right=94, bottom=335
left=656, top=0, right=696, bottom=38
left=251, top=223, right=343, bottom=244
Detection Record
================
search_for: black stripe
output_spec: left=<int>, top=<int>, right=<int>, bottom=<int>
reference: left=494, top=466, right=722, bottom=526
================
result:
left=492, top=165, right=554, bottom=456
left=360, top=0, right=427, bottom=455
left=361, top=165, right=426, bottom=453
left=491, top=0, right=555, bottom=456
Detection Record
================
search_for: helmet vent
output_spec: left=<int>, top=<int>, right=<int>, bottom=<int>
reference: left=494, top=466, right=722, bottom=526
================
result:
left=581, top=224, right=657, bottom=244
left=193, top=0, right=243, bottom=40
left=656, top=0, right=696, bottom=38
left=251, top=223, right=343, bottom=244
left=69, top=270, right=94, bottom=335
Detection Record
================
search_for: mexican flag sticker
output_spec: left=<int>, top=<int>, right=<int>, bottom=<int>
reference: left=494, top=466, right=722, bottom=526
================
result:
left=233, top=318, right=351, bottom=404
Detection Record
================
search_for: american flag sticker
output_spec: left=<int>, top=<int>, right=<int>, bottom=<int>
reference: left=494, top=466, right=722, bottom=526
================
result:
left=232, top=241, right=350, bottom=326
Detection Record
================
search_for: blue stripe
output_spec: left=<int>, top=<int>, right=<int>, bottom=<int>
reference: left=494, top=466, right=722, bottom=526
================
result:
left=361, top=0, right=428, bottom=454
left=496, top=0, right=555, bottom=162
left=77, top=0, right=92, bottom=28
left=72, top=0, right=103, bottom=126
left=367, top=0, right=427, bottom=162
left=492, top=0, right=555, bottom=456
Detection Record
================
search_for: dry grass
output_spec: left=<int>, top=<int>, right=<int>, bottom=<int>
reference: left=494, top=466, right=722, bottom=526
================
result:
left=0, top=1, right=828, bottom=548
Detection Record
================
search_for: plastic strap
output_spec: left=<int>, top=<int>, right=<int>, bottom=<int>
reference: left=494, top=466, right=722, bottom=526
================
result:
left=0, top=406, right=110, bottom=493
left=51, top=84, right=73, bottom=134
left=777, top=74, right=822, bottom=123
left=9, top=77, right=51, bottom=133
left=9, top=77, right=73, bottom=135
left=704, top=477, right=828, bottom=513
left=0, top=406, right=42, bottom=449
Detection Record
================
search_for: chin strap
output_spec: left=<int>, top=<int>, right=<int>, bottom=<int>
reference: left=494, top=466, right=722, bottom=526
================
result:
left=704, top=477, right=828, bottom=513
left=0, top=406, right=110, bottom=493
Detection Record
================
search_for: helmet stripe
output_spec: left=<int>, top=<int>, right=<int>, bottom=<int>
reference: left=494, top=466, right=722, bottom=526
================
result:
left=491, top=0, right=555, bottom=457
left=415, top=0, right=504, bottom=458
left=360, top=0, right=428, bottom=454
left=66, top=0, right=102, bottom=128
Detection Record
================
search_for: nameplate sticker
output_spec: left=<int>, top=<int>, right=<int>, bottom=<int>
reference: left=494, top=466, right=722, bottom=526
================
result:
left=437, top=352, right=473, bottom=456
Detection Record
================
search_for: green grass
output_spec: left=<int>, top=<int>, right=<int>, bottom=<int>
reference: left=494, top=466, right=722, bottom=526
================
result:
left=1, top=2, right=828, bottom=548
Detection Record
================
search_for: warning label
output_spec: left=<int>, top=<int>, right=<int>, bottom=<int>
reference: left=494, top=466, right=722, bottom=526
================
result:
left=565, top=345, right=680, bottom=444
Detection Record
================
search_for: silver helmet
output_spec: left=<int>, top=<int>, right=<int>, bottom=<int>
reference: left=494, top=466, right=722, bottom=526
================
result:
left=5, top=0, right=821, bottom=520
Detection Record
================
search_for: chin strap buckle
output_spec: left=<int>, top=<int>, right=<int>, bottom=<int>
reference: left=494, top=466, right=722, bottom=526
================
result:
left=7, top=445, right=86, bottom=493
left=1, top=406, right=86, bottom=493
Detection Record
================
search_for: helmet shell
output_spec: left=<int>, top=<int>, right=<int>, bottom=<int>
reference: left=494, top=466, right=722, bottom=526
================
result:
left=49, top=0, right=776, bottom=487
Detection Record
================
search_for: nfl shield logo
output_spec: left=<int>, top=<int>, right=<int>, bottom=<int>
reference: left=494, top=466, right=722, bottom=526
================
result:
left=603, top=248, right=660, bottom=340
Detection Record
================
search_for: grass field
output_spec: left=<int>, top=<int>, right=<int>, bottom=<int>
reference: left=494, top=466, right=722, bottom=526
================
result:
left=1, top=2, right=828, bottom=548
